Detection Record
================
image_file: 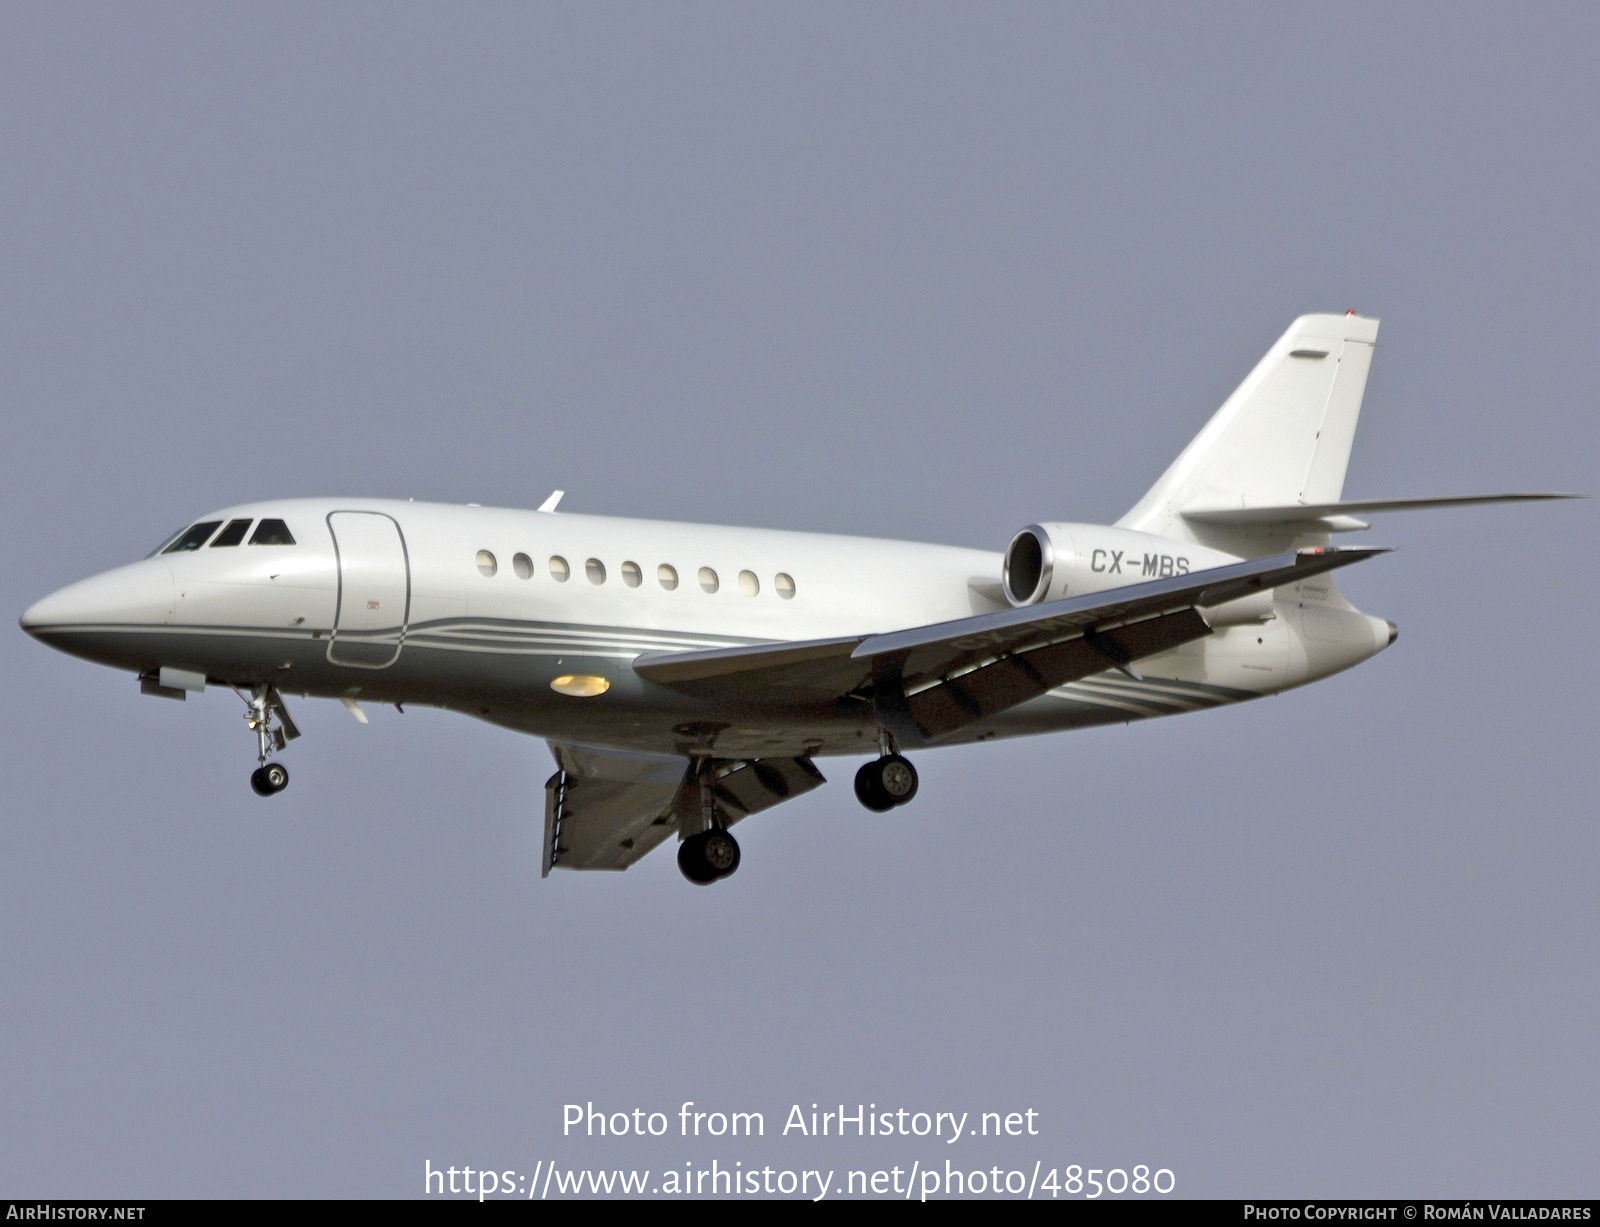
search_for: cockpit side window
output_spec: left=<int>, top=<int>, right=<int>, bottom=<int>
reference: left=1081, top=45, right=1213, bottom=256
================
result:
left=210, top=518, right=253, bottom=547
left=162, top=521, right=223, bottom=553
left=248, top=519, right=296, bottom=546
left=147, top=527, right=189, bottom=558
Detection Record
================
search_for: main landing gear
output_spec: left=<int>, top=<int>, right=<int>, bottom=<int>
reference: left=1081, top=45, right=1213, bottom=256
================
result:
left=678, top=764, right=741, bottom=885
left=855, top=733, right=919, bottom=812
left=237, top=683, right=300, bottom=797
left=678, top=829, right=740, bottom=885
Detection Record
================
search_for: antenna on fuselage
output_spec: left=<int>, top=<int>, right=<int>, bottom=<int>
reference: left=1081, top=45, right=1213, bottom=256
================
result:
left=538, top=490, right=564, bottom=513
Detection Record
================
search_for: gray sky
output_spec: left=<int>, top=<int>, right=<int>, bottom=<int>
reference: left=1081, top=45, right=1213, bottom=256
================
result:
left=2, top=3, right=1595, bottom=1198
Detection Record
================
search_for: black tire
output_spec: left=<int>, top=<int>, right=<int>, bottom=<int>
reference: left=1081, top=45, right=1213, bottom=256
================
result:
left=702, top=830, right=741, bottom=878
left=677, top=833, right=719, bottom=885
left=854, top=761, right=895, bottom=812
left=263, top=763, right=290, bottom=793
left=878, top=754, right=918, bottom=806
left=250, top=767, right=273, bottom=797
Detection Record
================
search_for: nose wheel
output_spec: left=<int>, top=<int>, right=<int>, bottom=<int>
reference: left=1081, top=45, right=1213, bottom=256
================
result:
left=250, top=763, right=290, bottom=796
left=855, top=753, right=918, bottom=811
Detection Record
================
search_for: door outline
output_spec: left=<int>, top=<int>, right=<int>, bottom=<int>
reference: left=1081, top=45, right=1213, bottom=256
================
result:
left=326, top=511, right=411, bottom=669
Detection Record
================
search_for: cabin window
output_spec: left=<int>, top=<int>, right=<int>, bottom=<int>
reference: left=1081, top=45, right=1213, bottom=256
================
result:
left=249, top=519, right=296, bottom=546
left=775, top=573, right=796, bottom=599
left=163, top=521, right=223, bottom=553
left=549, top=556, right=570, bottom=582
left=658, top=564, right=678, bottom=590
left=698, top=567, right=719, bottom=594
left=512, top=553, right=534, bottom=579
left=621, top=561, right=642, bottom=588
left=210, top=518, right=253, bottom=548
left=476, top=550, right=497, bottom=577
left=738, top=570, right=760, bottom=596
left=586, top=558, right=606, bottom=585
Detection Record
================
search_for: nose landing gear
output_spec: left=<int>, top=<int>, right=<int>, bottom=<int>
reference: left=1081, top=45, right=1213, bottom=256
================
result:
left=237, top=683, right=300, bottom=797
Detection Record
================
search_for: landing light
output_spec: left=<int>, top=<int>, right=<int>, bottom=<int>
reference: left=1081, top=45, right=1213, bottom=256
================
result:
left=551, top=674, right=610, bottom=697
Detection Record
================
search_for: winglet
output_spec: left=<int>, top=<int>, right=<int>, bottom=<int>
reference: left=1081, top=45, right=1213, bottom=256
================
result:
left=538, top=490, right=564, bottom=513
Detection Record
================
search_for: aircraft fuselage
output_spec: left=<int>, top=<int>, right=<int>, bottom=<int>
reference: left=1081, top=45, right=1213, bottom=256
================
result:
left=21, top=497, right=1392, bottom=760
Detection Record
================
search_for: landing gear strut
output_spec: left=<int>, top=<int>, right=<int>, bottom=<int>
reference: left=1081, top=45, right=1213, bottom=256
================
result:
left=855, top=731, right=919, bottom=812
left=678, top=764, right=741, bottom=884
left=237, top=683, right=299, bottom=797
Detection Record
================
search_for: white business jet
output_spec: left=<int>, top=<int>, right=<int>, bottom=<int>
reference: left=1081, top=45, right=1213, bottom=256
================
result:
left=20, top=314, right=1571, bottom=884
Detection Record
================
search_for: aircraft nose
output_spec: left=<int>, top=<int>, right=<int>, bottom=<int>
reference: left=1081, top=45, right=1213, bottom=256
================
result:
left=20, top=560, right=176, bottom=641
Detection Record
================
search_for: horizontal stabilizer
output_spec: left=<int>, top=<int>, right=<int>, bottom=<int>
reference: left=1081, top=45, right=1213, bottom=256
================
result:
left=1182, top=492, right=1580, bottom=527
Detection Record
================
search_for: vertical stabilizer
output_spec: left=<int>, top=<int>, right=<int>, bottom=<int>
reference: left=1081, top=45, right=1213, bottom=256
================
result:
left=1118, top=314, right=1379, bottom=550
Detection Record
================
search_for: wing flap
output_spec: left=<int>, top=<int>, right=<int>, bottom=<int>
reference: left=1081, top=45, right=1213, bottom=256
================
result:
left=708, top=756, right=827, bottom=818
left=903, top=608, right=1211, bottom=739
left=874, top=551, right=1378, bottom=742
left=541, top=743, right=827, bottom=875
left=542, top=743, right=685, bottom=874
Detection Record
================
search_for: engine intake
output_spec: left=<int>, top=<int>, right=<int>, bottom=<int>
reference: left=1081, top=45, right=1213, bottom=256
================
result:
left=1002, top=526, right=1053, bottom=606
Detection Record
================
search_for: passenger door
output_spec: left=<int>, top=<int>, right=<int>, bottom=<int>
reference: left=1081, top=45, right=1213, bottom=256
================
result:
left=327, top=511, right=410, bottom=668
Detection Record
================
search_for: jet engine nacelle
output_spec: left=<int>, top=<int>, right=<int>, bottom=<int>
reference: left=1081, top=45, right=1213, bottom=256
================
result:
left=1001, top=522, right=1276, bottom=627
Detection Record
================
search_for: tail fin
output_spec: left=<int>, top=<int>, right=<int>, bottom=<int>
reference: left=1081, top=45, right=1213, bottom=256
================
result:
left=1118, top=313, right=1379, bottom=550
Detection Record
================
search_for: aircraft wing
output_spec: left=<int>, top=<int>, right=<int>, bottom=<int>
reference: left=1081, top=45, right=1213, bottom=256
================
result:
left=633, top=547, right=1386, bottom=743
left=542, top=742, right=826, bottom=875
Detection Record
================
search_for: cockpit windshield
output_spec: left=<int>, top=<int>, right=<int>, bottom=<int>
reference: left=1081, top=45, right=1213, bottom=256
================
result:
left=249, top=519, right=295, bottom=545
left=161, top=521, right=223, bottom=554
left=151, top=516, right=296, bottom=555
left=209, top=518, right=253, bottom=547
